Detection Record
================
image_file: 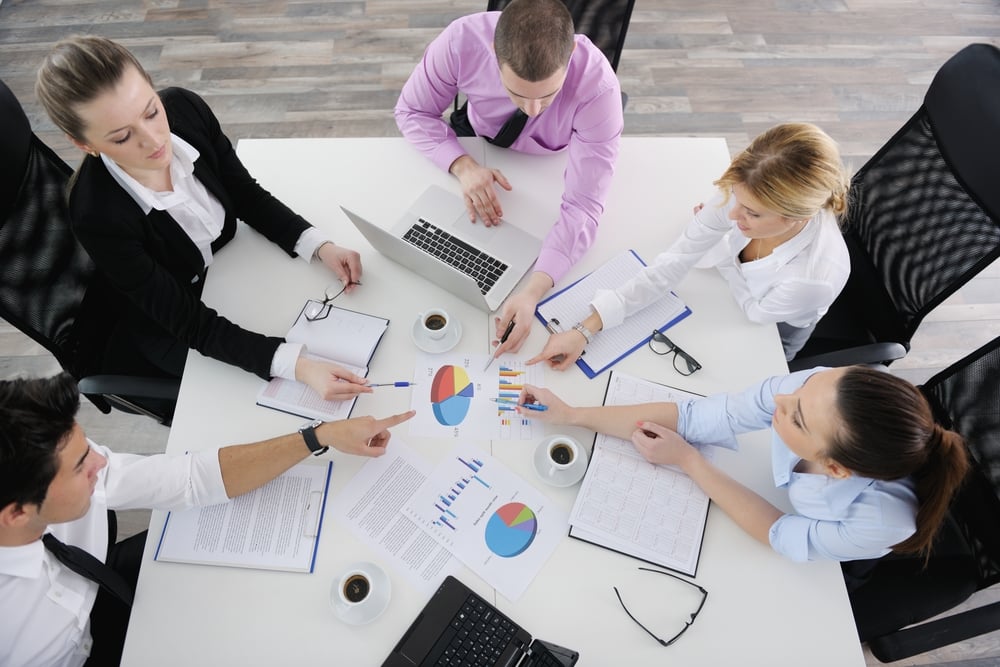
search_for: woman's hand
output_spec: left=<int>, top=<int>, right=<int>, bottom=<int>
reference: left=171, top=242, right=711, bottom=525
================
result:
left=527, top=330, right=586, bottom=370
left=295, top=357, right=372, bottom=400
left=317, top=242, right=363, bottom=289
left=631, top=420, right=699, bottom=468
left=317, top=410, right=416, bottom=457
left=515, top=384, right=575, bottom=424
left=450, top=155, right=512, bottom=225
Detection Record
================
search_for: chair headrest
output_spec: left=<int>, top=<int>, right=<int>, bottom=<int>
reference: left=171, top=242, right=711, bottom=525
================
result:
left=924, top=43, right=1000, bottom=220
left=0, top=80, right=35, bottom=222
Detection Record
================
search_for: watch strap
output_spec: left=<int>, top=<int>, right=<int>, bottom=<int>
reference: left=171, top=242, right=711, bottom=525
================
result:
left=572, top=322, right=595, bottom=345
left=299, top=421, right=329, bottom=456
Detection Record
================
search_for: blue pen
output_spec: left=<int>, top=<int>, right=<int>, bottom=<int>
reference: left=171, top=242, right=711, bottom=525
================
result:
left=490, top=397, right=548, bottom=411
left=369, top=381, right=419, bottom=387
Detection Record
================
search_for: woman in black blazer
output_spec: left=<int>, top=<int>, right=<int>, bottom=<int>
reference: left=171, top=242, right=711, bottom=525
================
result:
left=37, top=36, right=370, bottom=400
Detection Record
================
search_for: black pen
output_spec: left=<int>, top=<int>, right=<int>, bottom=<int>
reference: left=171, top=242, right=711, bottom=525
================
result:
left=484, top=319, right=516, bottom=372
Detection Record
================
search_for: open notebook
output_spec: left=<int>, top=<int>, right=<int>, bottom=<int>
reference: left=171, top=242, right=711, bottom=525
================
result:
left=256, top=302, right=389, bottom=421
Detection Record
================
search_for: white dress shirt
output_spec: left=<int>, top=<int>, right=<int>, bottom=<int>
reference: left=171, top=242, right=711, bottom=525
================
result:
left=102, top=134, right=333, bottom=380
left=590, top=190, right=850, bottom=332
left=675, top=369, right=918, bottom=562
left=0, top=440, right=228, bottom=667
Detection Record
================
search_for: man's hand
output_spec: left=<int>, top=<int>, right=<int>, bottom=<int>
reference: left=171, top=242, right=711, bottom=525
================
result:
left=527, top=330, right=586, bottom=370
left=492, top=272, right=554, bottom=356
left=317, top=410, right=416, bottom=457
left=295, top=357, right=371, bottom=400
left=317, top=242, right=363, bottom=289
left=449, top=155, right=512, bottom=226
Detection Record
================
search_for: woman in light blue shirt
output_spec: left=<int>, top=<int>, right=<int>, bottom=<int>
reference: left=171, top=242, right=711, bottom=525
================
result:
left=519, top=366, right=968, bottom=562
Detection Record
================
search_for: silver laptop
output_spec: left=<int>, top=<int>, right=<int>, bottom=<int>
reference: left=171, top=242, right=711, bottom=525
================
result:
left=341, top=185, right=542, bottom=312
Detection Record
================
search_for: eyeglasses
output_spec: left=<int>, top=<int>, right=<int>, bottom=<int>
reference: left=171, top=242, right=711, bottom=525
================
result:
left=614, top=567, right=708, bottom=647
left=648, top=330, right=702, bottom=376
left=303, top=282, right=361, bottom=321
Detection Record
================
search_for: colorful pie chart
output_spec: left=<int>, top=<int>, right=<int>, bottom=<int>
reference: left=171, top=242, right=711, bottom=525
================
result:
left=431, top=365, right=474, bottom=426
left=485, top=502, right=537, bottom=558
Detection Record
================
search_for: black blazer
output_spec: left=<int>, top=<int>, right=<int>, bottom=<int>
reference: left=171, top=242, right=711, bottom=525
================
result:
left=70, top=87, right=312, bottom=380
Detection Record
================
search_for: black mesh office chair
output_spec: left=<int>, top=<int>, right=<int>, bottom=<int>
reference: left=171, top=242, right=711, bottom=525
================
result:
left=846, top=336, right=1000, bottom=662
left=0, top=79, right=178, bottom=425
left=789, top=43, right=1000, bottom=371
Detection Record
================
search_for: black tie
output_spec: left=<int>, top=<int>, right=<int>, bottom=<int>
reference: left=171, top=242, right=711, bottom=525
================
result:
left=487, top=109, right=529, bottom=149
left=42, top=533, right=134, bottom=607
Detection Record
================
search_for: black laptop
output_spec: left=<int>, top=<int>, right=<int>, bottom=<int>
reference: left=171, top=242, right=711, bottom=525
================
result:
left=382, top=576, right=579, bottom=667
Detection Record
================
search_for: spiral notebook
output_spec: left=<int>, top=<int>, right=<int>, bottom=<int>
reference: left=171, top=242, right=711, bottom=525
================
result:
left=534, top=250, right=690, bottom=378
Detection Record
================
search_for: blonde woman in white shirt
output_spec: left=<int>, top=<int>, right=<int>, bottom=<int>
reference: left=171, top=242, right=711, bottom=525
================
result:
left=530, top=123, right=851, bottom=366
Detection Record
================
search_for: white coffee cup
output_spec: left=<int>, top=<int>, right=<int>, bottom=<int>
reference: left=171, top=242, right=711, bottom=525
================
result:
left=417, top=308, right=451, bottom=341
left=331, top=561, right=391, bottom=626
left=533, top=434, right=588, bottom=487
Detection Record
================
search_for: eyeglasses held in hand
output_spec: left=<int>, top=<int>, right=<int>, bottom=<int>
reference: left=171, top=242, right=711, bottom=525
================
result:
left=648, top=330, right=702, bottom=376
left=614, top=567, right=708, bottom=647
left=303, top=281, right=361, bottom=321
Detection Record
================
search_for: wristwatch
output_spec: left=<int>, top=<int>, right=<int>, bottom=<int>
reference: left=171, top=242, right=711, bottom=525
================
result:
left=572, top=322, right=595, bottom=345
left=298, top=419, right=329, bottom=456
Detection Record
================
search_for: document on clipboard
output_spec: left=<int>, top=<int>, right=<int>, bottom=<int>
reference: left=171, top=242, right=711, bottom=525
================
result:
left=256, top=302, right=389, bottom=421
left=154, top=460, right=333, bottom=573
left=535, top=250, right=691, bottom=378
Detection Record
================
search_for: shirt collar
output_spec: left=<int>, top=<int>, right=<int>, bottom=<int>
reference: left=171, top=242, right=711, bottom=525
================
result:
left=0, top=539, right=45, bottom=579
left=771, top=430, right=873, bottom=515
left=101, top=133, right=200, bottom=214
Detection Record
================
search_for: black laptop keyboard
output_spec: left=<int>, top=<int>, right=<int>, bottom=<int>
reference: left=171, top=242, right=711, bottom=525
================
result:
left=403, top=218, right=509, bottom=295
left=425, top=592, right=521, bottom=666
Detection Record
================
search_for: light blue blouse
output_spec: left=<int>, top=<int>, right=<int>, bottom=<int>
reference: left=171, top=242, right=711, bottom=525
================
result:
left=675, top=369, right=917, bottom=562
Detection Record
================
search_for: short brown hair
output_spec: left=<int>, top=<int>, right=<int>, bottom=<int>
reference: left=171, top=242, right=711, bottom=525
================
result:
left=36, top=35, right=152, bottom=142
left=494, top=0, right=574, bottom=81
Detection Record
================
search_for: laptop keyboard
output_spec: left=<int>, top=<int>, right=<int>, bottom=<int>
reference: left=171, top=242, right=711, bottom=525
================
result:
left=424, top=592, right=521, bottom=666
left=403, top=219, right=509, bottom=294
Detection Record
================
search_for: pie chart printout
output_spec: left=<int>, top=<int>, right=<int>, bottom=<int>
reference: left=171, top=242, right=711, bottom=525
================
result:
left=485, top=502, right=538, bottom=558
left=431, top=365, right=475, bottom=426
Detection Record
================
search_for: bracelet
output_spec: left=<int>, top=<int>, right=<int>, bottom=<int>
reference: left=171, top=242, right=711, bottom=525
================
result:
left=572, top=322, right=595, bottom=345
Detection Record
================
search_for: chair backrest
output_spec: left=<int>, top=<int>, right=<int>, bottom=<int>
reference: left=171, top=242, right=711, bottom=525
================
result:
left=0, top=79, right=100, bottom=378
left=486, top=0, right=635, bottom=72
left=839, top=43, right=1000, bottom=347
left=921, top=335, right=1000, bottom=585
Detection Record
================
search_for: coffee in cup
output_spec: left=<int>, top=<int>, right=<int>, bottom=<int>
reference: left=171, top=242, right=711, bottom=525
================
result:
left=549, top=441, right=575, bottom=466
left=417, top=308, right=451, bottom=341
left=341, top=573, right=371, bottom=604
left=534, top=434, right=588, bottom=487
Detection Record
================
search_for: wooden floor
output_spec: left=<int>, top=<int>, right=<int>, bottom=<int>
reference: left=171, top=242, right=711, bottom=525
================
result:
left=1, top=1, right=999, bottom=665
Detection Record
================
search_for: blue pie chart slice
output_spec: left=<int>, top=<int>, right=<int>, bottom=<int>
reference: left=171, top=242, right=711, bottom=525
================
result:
left=485, top=502, right=537, bottom=558
left=430, top=365, right=474, bottom=426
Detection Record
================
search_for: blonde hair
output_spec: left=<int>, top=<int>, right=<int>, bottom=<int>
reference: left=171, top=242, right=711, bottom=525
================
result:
left=715, top=123, right=850, bottom=221
left=36, top=35, right=152, bottom=142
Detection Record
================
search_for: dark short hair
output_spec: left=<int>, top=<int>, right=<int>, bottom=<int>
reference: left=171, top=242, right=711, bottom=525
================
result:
left=494, top=0, right=575, bottom=81
left=0, top=373, right=81, bottom=510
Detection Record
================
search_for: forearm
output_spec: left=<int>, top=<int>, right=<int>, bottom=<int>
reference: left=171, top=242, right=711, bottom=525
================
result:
left=217, top=432, right=312, bottom=499
left=569, top=402, right=679, bottom=441
left=680, top=453, right=783, bottom=546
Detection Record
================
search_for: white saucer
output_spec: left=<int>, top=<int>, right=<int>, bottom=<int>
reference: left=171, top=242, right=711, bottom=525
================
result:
left=533, top=443, right=587, bottom=488
left=411, top=318, right=462, bottom=354
left=330, top=561, right=391, bottom=626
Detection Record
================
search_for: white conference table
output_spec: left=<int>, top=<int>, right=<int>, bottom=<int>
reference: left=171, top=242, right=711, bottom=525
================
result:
left=120, top=137, right=864, bottom=666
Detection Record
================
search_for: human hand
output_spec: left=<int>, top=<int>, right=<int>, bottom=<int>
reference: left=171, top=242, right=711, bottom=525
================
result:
left=317, top=242, right=363, bottom=290
left=492, top=292, right=538, bottom=356
left=450, top=155, right=512, bottom=226
left=527, top=330, right=586, bottom=371
left=515, top=384, right=574, bottom=424
left=317, top=410, right=416, bottom=457
left=630, top=420, right=698, bottom=468
left=295, top=357, right=372, bottom=400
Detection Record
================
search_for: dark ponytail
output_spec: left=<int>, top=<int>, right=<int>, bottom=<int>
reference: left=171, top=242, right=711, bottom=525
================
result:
left=830, top=367, right=969, bottom=558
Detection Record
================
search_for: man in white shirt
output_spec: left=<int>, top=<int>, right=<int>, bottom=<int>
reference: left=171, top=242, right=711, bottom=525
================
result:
left=0, top=372, right=413, bottom=667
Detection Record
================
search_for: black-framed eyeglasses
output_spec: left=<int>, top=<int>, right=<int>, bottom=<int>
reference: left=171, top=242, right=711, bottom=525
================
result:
left=303, top=282, right=361, bottom=321
left=648, top=330, right=702, bottom=376
left=614, top=567, right=708, bottom=647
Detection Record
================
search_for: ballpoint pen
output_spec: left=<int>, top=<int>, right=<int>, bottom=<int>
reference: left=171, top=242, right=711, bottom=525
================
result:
left=484, top=318, right=516, bottom=372
left=368, top=382, right=419, bottom=387
left=490, top=397, right=548, bottom=411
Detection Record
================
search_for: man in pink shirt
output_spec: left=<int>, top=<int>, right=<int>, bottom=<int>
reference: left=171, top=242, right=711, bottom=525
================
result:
left=395, top=0, right=623, bottom=354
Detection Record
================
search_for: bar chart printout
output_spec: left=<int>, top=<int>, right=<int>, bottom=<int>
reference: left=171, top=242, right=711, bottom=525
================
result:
left=402, top=444, right=567, bottom=600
